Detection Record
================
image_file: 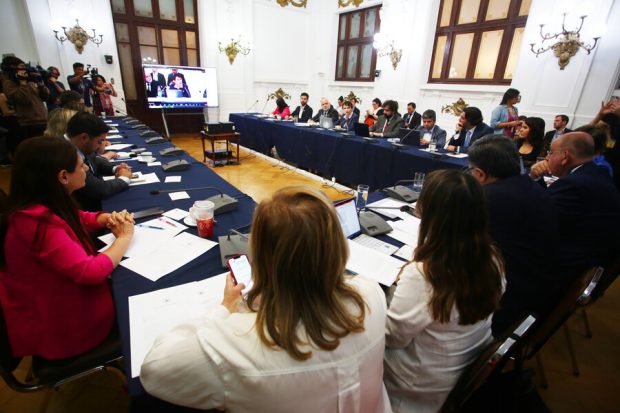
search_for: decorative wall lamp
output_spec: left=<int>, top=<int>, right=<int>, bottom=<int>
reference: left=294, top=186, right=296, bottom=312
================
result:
left=338, top=0, right=364, bottom=7
left=373, top=33, right=402, bottom=70
left=530, top=13, right=600, bottom=70
left=276, top=0, right=307, bottom=7
left=441, top=98, right=469, bottom=117
left=53, top=19, right=103, bottom=54
left=218, top=37, right=251, bottom=65
left=268, top=88, right=291, bottom=101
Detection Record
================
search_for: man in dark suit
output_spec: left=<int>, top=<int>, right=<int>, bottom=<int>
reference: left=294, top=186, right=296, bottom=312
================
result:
left=311, top=97, right=339, bottom=123
left=468, top=135, right=560, bottom=337
left=447, top=107, right=494, bottom=153
left=415, top=109, right=447, bottom=147
left=288, top=92, right=313, bottom=123
left=66, top=112, right=131, bottom=211
left=337, top=100, right=358, bottom=132
left=402, top=102, right=422, bottom=129
left=369, top=100, right=404, bottom=138
left=530, top=132, right=620, bottom=281
left=543, top=114, right=571, bottom=153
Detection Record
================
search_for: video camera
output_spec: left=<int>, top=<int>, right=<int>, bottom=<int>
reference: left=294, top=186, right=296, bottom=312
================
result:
left=21, top=63, right=49, bottom=84
left=85, top=64, right=99, bottom=78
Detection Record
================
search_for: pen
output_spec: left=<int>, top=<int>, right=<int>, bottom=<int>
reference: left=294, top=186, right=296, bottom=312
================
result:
left=138, top=224, right=164, bottom=230
left=158, top=217, right=177, bottom=228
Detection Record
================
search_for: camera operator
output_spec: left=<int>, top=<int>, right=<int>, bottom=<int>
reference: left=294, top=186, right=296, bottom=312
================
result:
left=44, top=66, right=66, bottom=111
left=67, top=62, right=95, bottom=113
left=92, top=75, right=117, bottom=117
left=1, top=56, right=49, bottom=147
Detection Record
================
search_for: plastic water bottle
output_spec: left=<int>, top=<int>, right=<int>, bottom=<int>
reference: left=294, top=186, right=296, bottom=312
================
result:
left=429, top=136, right=437, bottom=151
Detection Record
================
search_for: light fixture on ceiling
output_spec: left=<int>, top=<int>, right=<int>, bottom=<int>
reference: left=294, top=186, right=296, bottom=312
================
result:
left=53, top=19, right=103, bottom=54
left=530, top=13, right=600, bottom=70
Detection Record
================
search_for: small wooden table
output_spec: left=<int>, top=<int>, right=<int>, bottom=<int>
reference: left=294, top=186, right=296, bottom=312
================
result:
left=200, top=131, right=241, bottom=165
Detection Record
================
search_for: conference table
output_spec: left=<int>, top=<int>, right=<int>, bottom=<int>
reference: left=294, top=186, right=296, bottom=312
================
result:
left=229, top=113, right=469, bottom=190
left=101, top=118, right=256, bottom=408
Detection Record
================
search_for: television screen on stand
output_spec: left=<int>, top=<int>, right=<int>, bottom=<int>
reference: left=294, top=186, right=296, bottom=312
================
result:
left=143, top=64, right=218, bottom=109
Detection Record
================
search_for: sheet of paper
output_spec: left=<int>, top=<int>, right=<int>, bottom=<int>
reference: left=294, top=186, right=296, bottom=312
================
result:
left=346, top=240, right=404, bottom=286
left=366, top=198, right=414, bottom=220
left=446, top=152, right=468, bottom=158
left=120, top=232, right=218, bottom=281
left=128, top=273, right=227, bottom=377
left=129, top=172, right=160, bottom=186
left=165, top=176, right=182, bottom=183
left=114, top=151, right=132, bottom=158
left=109, top=128, right=120, bottom=133
left=163, top=208, right=189, bottom=220
left=147, top=161, right=162, bottom=167
left=106, top=143, right=133, bottom=151
left=98, top=217, right=188, bottom=258
left=394, top=244, right=414, bottom=261
left=169, top=191, right=190, bottom=200
left=386, top=221, right=419, bottom=247
left=106, top=134, right=124, bottom=140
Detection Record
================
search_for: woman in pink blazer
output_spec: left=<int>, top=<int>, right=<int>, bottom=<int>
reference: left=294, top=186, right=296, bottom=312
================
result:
left=0, top=137, right=134, bottom=360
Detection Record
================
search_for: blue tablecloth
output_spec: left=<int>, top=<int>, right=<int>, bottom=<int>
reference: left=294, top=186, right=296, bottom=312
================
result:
left=229, top=113, right=468, bottom=190
left=103, top=118, right=256, bottom=400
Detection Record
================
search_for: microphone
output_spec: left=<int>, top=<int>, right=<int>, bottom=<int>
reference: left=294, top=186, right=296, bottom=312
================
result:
left=245, top=99, right=259, bottom=113
left=260, top=97, right=270, bottom=115
left=150, top=186, right=240, bottom=215
left=120, top=97, right=137, bottom=118
left=218, top=227, right=250, bottom=268
left=382, top=179, right=419, bottom=203
left=398, top=127, right=419, bottom=144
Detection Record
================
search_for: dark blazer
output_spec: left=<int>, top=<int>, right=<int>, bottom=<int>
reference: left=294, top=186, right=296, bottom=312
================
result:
left=548, top=162, right=620, bottom=281
left=145, top=81, right=159, bottom=98
left=353, top=107, right=360, bottom=117
left=543, top=128, right=572, bottom=153
left=311, top=106, right=339, bottom=123
left=338, top=113, right=359, bottom=132
left=487, top=175, right=561, bottom=337
left=448, top=122, right=494, bottom=152
left=369, top=115, right=404, bottom=138
left=402, top=112, right=421, bottom=129
left=415, top=125, right=447, bottom=147
left=290, top=105, right=313, bottom=123
left=74, top=153, right=129, bottom=211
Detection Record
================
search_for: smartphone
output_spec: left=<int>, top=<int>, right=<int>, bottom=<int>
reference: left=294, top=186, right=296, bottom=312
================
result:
left=227, top=255, right=253, bottom=295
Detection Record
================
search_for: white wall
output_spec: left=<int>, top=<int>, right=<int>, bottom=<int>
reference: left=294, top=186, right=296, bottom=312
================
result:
left=0, top=0, right=39, bottom=63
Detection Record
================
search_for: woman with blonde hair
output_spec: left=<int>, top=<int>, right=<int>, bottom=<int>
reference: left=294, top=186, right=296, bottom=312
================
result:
left=141, top=186, right=390, bottom=412
left=384, top=169, right=504, bottom=413
left=44, top=108, right=77, bottom=138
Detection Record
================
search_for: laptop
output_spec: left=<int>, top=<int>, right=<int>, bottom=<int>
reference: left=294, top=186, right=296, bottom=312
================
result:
left=397, top=128, right=421, bottom=146
left=353, top=123, right=370, bottom=137
left=334, top=198, right=362, bottom=239
left=320, top=116, right=334, bottom=129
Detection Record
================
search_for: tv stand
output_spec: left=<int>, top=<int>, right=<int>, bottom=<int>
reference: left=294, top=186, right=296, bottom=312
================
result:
left=160, top=108, right=209, bottom=140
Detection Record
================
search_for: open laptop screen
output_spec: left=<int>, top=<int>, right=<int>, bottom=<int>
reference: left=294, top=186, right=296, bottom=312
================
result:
left=334, top=198, right=362, bottom=239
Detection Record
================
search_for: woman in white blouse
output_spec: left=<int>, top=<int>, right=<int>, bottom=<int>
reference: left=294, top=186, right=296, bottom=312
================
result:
left=141, top=186, right=390, bottom=412
left=384, top=169, right=504, bottom=413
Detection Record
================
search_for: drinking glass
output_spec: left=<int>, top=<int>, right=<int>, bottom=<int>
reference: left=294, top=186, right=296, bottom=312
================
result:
left=356, top=184, right=369, bottom=210
left=413, top=172, right=425, bottom=192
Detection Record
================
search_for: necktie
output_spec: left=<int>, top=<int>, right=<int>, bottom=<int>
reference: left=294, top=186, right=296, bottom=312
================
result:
left=464, top=130, right=473, bottom=147
left=382, top=118, right=390, bottom=134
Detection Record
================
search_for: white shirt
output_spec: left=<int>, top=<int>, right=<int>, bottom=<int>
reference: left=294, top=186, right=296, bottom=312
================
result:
left=384, top=263, right=493, bottom=413
left=141, top=276, right=391, bottom=413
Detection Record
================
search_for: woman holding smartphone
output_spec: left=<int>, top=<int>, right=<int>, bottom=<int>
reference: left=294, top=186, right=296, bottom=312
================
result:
left=141, top=186, right=390, bottom=412
left=383, top=169, right=504, bottom=413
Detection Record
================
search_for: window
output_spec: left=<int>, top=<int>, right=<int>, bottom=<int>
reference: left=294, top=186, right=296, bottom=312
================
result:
left=335, top=5, right=381, bottom=82
left=429, top=0, right=529, bottom=84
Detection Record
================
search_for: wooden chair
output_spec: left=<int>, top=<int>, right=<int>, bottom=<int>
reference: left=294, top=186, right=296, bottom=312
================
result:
left=441, top=315, right=537, bottom=413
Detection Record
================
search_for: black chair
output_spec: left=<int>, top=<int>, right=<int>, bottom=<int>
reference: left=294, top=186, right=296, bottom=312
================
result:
left=578, top=255, right=620, bottom=338
left=0, top=304, right=125, bottom=396
left=517, top=266, right=604, bottom=388
left=441, top=314, right=537, bottom=413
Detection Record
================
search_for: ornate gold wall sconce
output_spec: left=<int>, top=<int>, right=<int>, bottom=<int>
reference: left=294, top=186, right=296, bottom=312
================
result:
left=338, top=0, right=364, bottom=8
left=373, top=33, right=402, bottom=70
left=53, top=19, right=103, bottom=54
left=276, top=0, right=308, bottom=7
left=218, top=37, right=251, bottom=65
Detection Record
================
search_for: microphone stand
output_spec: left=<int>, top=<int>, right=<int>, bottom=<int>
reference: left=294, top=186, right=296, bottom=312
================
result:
left=245, top=99, right=259, bottom=113
left=259, top=97, right=270, bottom=114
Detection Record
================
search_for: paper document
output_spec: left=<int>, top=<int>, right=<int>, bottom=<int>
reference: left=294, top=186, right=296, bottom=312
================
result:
left=346, top=240, right=404, bottom=286
left=394, top=244, right=414, bottom=261
left=163, top=208, right=189, bottom=220
left=352, top=234, right=399, bottom=256
left=106, top=143, right=133, bottom=151
left=386, top=220, right=420, bottom=247
left=169, top=191, right=190, bottom=200
left=106, top=134, right=124, bottom=140
left=164, top=176, right=182, bottom=183
left=366, top=198, right=414, bottom=220
left=446, top=152, right=468, bottom=158
left=120, top=232, right=218, bottom=281
left=129, top=172, right=160, bottom=186
left=147, top=161, right=162, bottom=167
left=128, top=273, right=227, bottom=377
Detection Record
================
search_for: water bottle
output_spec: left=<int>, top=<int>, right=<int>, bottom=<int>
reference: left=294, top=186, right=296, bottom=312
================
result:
left=429, top=136, right=437, bottom=151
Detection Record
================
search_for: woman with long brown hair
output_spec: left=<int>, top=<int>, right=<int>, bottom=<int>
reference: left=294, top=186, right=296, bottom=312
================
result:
left=384, top=169, right=504, bottom=413
left=141, top=186, right=390, bottom=412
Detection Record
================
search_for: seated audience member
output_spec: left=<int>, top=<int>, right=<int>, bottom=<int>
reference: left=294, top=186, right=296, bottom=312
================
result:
left=403, top=102, right=422, bottom=129
left=288, top=92, right=313, bottom=123
left=575, top=123, right=614, bottom=177
left=44, top=66, right=66, bottom=111
left=336, top=95, right=345, bottom=116
left=337, top=100, right=358, bottom=131
left=530, top=132, right=620, bottom=281
left=66, top=112, right=132, bottom=211
left=447, top=107, right=494, bottom=153
left=590, top=99, right=620, bottom=190
left=0, top=136, right=134, bottom=362
left=384, top=169, right=503, bottom=413
left=44, top=108, right=78, bottom=138
left=468, top=135, right=560, bottom=337
left=272, top=97, right=291, bottom=118
left=311, top=98, right=339, bottom=123
left=513, top=115, right=527, bottom=137
left=516, top=117, right=545, bottom=167
left=415, top=109, right=447, bottom=147
left=490, top=88, right=521, bottom=138
left=364, top=98, right=383, bottom=127
left=141, top=186, right=390, bottom=412
left=543, top=114, right=571, bottom=154
left=369, top=100, right=404, bottom=138
left=59, top=90, right=85, bottom=111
